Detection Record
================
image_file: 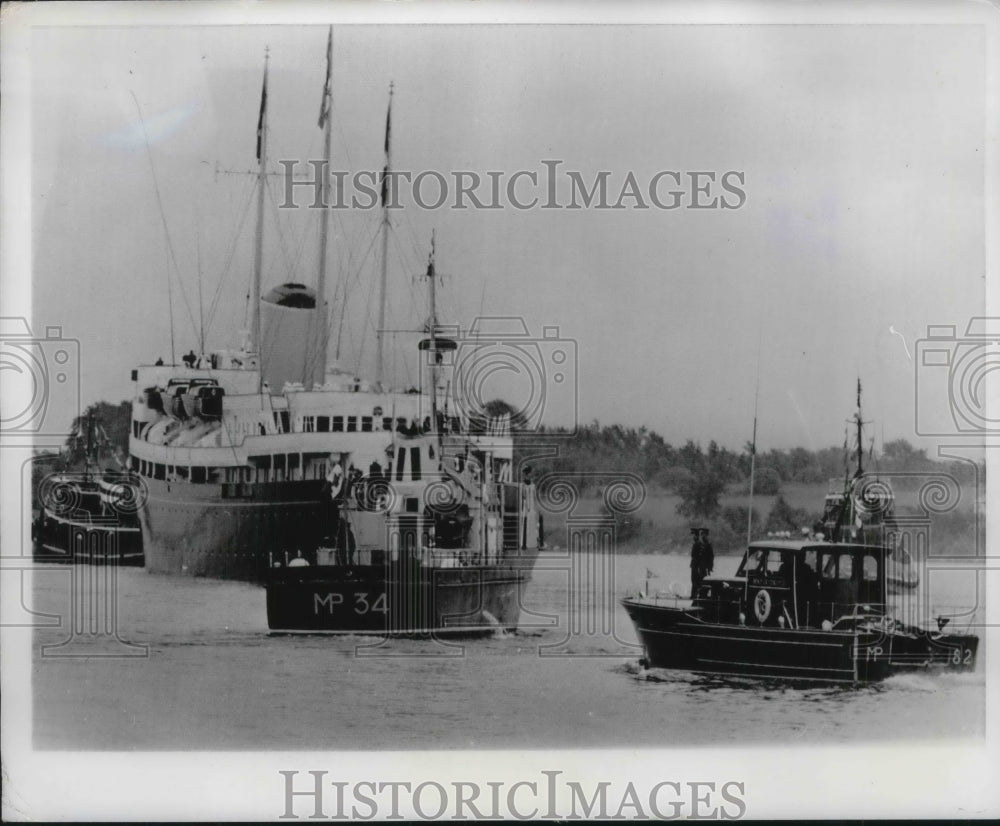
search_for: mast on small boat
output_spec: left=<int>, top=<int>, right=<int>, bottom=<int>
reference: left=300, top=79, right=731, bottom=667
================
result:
left=852, top=377, right=865, bottom=478
left=251, top=49, right=270, bottom=394
left=375, top=82, right=394, bottom=390
left=746, top=332, right=761, bottom=545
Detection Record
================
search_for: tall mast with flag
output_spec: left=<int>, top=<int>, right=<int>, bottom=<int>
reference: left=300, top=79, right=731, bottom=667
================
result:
left=308, top=26, right=334, bottom=389
left=251, top=48, right=269, bottom=393
left=374, top=82, right=394, bottom=390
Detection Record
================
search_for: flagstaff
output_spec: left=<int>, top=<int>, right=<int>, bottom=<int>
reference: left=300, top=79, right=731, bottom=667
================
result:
left=375, top=81, right=394, bottom=390
left=251, top=48, right=269, bottom=394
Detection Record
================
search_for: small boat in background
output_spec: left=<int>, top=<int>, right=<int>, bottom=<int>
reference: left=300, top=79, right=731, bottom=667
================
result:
left=33, top=412, right=144, bottom=566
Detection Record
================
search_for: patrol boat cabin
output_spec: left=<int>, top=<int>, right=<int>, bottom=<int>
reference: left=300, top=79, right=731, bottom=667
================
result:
left=622, top=540, right=978, bottom=684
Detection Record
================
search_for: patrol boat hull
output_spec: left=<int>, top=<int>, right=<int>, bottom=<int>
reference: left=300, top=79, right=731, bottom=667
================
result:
left=267, top=548, right=540, bottom=634
left=622, top=598, right=892, bottom=684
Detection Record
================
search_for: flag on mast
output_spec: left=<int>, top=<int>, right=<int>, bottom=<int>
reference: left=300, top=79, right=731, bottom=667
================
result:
left=318, top=27, right=333, bottom=128
left=256, top=62, right=268, bottom=161
left=380, top=85, right=393, bottom=206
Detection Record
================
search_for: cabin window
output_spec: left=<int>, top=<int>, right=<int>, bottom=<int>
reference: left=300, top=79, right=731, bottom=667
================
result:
left=279, top=411, right=290, bottom=433
left=191, top=466, right=206, bottom=484
left=863, top=554, right=878, bottom=581
left=740, top=549, right=765, bottom=575
left=302, top=416, right=315, bottom=433
left=837, top=553, right=853, bottom=580
left=765, top=552, right=785, bottom=574
left=154, top=463, right=166, bottom=481
left=361, top=416, right=373, bottom=432
left=347, top=416, right=357, bottom=432
left=410, top=447, right=422, bottom=481
left=396, top=448, right=407, bottom=482
left=175, top=466, right=189, bottom=481
left=317, top=415, right=330, bottom=433
left=332, top=416, right=344, bottom=432
left=382, top=417, right=393, bottom=431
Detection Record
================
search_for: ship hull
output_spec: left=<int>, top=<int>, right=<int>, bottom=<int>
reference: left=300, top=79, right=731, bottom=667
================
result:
left=623, top=599, right=978, bottom=684
left=623, top=599, right=891, bottom=684
left=267, top=548, right=540, bottom=634
left=139, top=478, right=326, bottom=582
left=33, top=511, right=144, bottom=566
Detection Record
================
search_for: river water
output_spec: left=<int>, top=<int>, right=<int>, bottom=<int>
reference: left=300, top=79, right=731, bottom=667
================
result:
left=31, top=550, right=984, bottom=750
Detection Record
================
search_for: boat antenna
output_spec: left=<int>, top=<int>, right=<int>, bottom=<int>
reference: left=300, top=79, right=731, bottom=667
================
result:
left=746, top=328, right=761, bottom=545
left=374, top=81, right=394, bottom=390
left=130, top=90, right=192, bottom=366
left=251, top=48, right=270, bottom=394
left=308, top=26, right=334, bottom=388
left=197, top=216, right=205, bottom=357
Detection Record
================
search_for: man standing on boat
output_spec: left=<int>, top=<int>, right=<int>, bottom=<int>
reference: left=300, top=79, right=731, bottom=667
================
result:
left=690, top=527, right=714, bottom=598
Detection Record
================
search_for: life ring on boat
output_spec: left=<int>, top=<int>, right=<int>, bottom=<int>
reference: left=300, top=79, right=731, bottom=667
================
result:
left=753, top=589, right=772, bottom=624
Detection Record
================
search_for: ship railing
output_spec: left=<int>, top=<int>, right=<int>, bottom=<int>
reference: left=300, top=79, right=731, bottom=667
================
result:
left=628, top=589, right=688, bottom=605
left=923, top=604, right=981, bottom=635
left=821, top=602, right=889, bottom=631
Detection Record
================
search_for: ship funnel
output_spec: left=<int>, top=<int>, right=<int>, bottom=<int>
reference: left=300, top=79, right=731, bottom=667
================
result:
left=260, top=283, right=318, bottom=393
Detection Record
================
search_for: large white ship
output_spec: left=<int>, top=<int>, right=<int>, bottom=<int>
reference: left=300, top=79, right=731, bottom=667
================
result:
left=129, top=34, right=541, bottom=586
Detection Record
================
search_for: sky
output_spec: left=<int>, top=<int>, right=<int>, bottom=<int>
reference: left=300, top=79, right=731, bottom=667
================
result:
left=24, top=20, right=992, bottom=454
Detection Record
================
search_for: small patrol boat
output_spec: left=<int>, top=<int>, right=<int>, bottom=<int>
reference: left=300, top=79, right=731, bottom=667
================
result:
left=622, top=539, right=978, bottom=684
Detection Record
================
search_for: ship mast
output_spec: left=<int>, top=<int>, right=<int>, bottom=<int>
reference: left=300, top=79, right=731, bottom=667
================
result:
left=375, top=82, right=394, bottom=390
left=251, top=49, right=270, bottom=394
left=427, top=231, right=439, bottom=435
left=853, top=377, right=864, bottom=478
left=310, top=27, right=334, bottom=389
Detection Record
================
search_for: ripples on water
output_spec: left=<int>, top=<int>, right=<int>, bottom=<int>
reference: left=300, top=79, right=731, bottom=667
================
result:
left=30, top=550, right=984, bottom=749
